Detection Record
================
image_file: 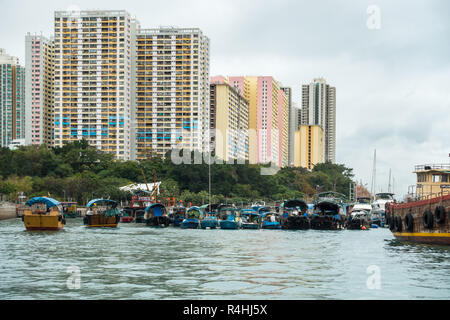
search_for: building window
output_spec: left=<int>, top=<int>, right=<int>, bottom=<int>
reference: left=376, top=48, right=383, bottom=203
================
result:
left=432, top=174, right=441, bottom=183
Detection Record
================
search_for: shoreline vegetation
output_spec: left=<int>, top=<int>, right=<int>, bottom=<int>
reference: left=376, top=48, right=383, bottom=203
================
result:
left=0, top=140, right=355, bottom=207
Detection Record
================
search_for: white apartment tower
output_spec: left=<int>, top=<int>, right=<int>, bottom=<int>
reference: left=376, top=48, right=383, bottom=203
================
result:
left=300, top=78, right=336, bottom=163
left=25, top=34, right=54, bottom=146
left=53, top=10, right=133, bottom=159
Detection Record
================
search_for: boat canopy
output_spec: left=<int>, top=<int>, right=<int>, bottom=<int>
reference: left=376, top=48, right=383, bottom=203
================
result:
left=241, top=209, right=259, bottom=216
left=261, top=211, right=279, bottom=218
left=86, top=198, right=118, bottom=208
left=145, top=203, right=166, bottom=216
left=26, top=197, right=61, bottom=208
left=315, top=200, right=340, bottom=213
left=283, top=199, right=308, bottom=211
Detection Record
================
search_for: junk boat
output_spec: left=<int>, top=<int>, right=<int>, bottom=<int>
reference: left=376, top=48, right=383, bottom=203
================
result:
left=240, top=209, right=260, bottom=229
left=260, top=211, right=282, bottom=229
left=181, top=206, right=201, bottom=229
left=280, top=199, right=310, bottom=230
left=386, top=164, right=450, bottom=245
left=310, top=192, right=346, bottom=230
left=199, top=204, right=219, bottom=229
left=370, top=193, right=395, bottom=227
left=22, top=197, right=65, bottom=231
left=145, top=203, right=170, bottom=227
left=122, top=191, right=154, bottom=223
left=83, top=199, right=121, bottom=228
left=218, top=205, right=241, bottom=229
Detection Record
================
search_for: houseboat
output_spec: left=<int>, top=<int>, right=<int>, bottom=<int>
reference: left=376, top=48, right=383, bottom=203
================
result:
left=83, top=199, right=121, bottom=228
left=199, top=204, right=219, bottom=229
left=260, top=212, right=282, bottom=229
left=169, top=202, right=187, bottom=227
left=181, top=206, right=201, bottom=229
left=280, top=199, right=310, bottom=230
left=145, top=203, right=170, bottom=227
left=218, top=205, right=241, bottom=229
left=310, top=192, right=346, bottom=230
left=386, top=164, right=450, bottom=245
left=240, top=209, right=260, bottom=229
left=22, top=197, right=65, bottom=231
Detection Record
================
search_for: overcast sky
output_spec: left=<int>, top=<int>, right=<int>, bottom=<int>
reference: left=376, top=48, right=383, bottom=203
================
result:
left=1, top=0, right=449, bottom=198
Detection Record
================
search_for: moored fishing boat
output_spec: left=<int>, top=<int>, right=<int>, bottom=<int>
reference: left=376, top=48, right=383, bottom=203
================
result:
left=83, top=199, right=121, bottom=228
left=260, top=211, right=282, bottom=229
left=122, top=191, right=154, bottom=223
left=169, top=204, right=186, bottom=227
left=240, top=209, right=260, bottom=229
left=218, top=205, right=241, bottom=229
left=310, top=192, right=345, bottom=230
left=346, top=197, right=372, bottom=230
left=22, top=197, right=65, bottom=231
left=346, top=209, right=371, bottom=230
left=386, top=164, right=450, bottom=245
left=181, top=206, right=201, bottom=229
left=199, top=204, right=219, bottom=229
left=280, top=199, right=310, bottom=230
left=145, top=203, right=170, bottom=227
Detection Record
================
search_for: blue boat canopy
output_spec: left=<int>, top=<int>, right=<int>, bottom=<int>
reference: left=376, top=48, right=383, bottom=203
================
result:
left=241, top=209, right=259, bottom=216
left=86, top=198, right=118, bottom=208
left=26, top=197, right=61, bottom=208
left=145, top=203, right=166, bottom=216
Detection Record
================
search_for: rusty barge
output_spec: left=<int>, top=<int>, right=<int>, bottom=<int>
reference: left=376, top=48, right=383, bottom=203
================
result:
left=386, top=164, right=450, bottom=245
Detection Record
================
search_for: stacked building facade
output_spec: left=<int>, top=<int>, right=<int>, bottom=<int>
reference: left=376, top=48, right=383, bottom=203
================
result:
left=133, top=27, right=210, bottom=160
left=221, top=76, right=289, bottom=168
left=0, top=49, right=25, bottom=147
left=25, top=34, right=55, bottom=146
left=53, top=10, right=133, bottom=160
left=300, top=77, right=336, bottom=163
left=210, top=76, right=249, bottom=162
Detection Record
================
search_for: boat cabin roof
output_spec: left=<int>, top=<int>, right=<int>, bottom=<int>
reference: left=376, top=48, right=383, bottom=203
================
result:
left=145, top=203, right=166, bottom=212
left=86, top=198, right=118, bottom=208
left=26, top=197, right=61, bottom=209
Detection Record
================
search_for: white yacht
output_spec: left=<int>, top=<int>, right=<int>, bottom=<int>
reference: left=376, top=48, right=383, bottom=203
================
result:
left=370, top=193, right=395, bottom=226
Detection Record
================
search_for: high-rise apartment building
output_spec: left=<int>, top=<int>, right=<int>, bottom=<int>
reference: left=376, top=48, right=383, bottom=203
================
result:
left=225, top=76, right=289, bottom=168
left=281, top=86, right=295, bottom=166
left=53, top=10, right=133, bottom=159
left=300, top=78, right=336, bottom=163
left=0, top=49, right=25, bottom=147
left=294, top=125, right=324, bottom=170
left=25, top=34, right=55, bottom=146
left=210, top=76, right=249, bottom=162
left=133, top=27, right=210, bottom=160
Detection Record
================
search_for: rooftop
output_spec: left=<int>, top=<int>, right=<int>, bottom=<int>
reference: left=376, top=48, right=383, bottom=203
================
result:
left=414, top=164, right=450, bottom=172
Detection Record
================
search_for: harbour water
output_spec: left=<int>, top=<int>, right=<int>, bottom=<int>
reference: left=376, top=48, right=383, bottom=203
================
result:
left=0, top=218, right=449, bottom=300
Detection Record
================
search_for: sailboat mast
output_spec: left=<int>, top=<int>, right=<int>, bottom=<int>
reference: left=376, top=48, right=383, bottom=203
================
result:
left=370, top=149, right=377, bottom=201
left=388, top=168, right=392, bottom=193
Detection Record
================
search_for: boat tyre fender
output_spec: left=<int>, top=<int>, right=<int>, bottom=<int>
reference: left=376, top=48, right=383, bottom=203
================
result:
left=404, top=212, right=414, bottom=232
left=422, top=209, right=434, bottom=229
left=394, top=216, right=402, bottom=232
left=434, top=206, right=446, bottom=224
left=389, top=215, right=396, bottom=231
